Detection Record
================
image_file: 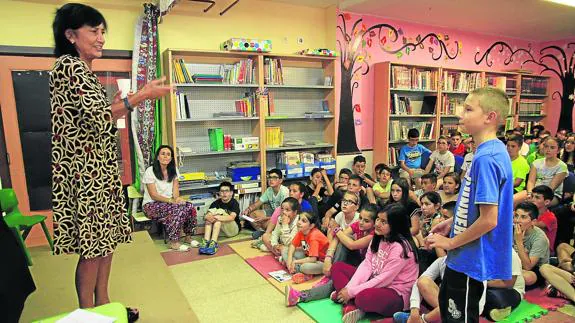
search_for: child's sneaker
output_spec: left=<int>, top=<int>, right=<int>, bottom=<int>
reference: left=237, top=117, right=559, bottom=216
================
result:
left=199, top=238, right=208, bottom=248
left=342, top=304, right=364, bottom=323
left=392, top=312, right=410, bottom=323
left=205, top=240, right=219, bottom=255
left=544, top=284, right=565, bottom=299
left=251, top=237, right=263, bottom=249
left=284, top=285, right=301, bottom=307
left=292, top=273, right=314, bottom=284
left=489, top=306, right=512, bottom=321
left=259, top=243, right=269, bottom=252
left=198, top=240, right=211, bottom=255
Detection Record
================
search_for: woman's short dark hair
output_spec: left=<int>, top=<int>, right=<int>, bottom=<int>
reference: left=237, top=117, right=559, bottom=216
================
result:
left=153, top=145, right=177, bottom=182
left=53, top=3, right=107, bottom=57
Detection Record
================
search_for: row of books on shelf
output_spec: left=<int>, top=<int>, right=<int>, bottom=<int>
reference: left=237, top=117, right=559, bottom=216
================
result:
left=391, top=66, right=437, bottom=90
left=175, top=92, right=257, bottom=119
left=266, top=127, right=284, bottom=148
left=391, top=94, right=436, bottom=115
left=172, top=58, right=256, bottom=84
left=442, top=71, right=481, bottom=92
left=440, top=124, right=459, bottom=137
left=388, top=147, right=400, bottom=167
left=518, top=100, right=545, bottom=115
left=521, top=78, right=548, bottom=95
left=486, top=75, right=517, bottom=93
left=389, top=121, right=434, bottom=142
left=441, top=96, right=464, bottom=115
left=264, top=58, right=284, bottom=85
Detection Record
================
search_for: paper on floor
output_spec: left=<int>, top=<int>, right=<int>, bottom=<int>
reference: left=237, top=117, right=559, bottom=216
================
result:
left=56, top=309, right=116, bottom=323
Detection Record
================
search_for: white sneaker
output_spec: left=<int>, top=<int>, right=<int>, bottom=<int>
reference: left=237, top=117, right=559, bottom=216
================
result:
left=189, top=240, right=200, bottom=248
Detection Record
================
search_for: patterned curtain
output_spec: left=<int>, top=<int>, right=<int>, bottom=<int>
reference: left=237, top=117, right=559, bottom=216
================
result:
left=131, top=3, right=161, bottom=191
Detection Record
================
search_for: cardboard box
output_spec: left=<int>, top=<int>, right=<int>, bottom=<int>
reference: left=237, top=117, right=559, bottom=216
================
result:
left=233, top=136, right=259, bottom=150
left=221, top=38, right=272, bottom=53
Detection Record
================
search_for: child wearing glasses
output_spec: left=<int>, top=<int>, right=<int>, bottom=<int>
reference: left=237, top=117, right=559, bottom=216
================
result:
left=199, top=181, right=240, bottom=255
left=241, top=168, right=289, bottom=238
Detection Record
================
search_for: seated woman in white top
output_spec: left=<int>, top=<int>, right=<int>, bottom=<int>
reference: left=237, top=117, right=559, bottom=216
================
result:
left=142, top=145, right=197, bottom=251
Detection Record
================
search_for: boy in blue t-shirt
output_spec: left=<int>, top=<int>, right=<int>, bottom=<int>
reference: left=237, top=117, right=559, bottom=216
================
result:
left=399, top=128, right=431, bottom=187
left=427, top=87, right=514, bottom=322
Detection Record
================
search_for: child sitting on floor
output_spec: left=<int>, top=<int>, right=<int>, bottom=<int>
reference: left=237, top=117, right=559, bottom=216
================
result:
left=330, top=204, right=418, bottom=322
left=424, top=136, right=455, bottom=188
left=199, top=181, right=241, bottom=255
left=437, top=172, right=460, bottom=204
left=372, top=163, right=393, bottom=203
left=284, top=212, right=329, bottom=284
left=331, top=191, right=361, bottom=231
left=268, top=197, right=300, bottom=259
left=285, top=204, right=377, bottom=307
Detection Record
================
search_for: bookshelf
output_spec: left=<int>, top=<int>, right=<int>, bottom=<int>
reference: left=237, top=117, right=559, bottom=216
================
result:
left=373, top=62, right=550, bottom=168
left=374, top=62, right=440, bottom=168
left=163, top=49, right=336, bottom=193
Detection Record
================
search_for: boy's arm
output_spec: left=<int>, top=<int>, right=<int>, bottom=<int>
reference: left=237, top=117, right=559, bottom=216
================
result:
left=365, top=187, right=377, bottom=204
left=513, top=177, right=524, bottom=188
left=487, top=276, right=517, bottom=288
left=336, top=227, right=373, bottom=251
left=400, top=160, right=412, bottom=173
left=423, top=157, right=434, bottom=174
left=322, top=170, right=335, bottom=196
left=515, top=241, right=540, bottom=270
left=242, top=199, right=263, bottom=215
left=428, top=204, right=498, bottom=251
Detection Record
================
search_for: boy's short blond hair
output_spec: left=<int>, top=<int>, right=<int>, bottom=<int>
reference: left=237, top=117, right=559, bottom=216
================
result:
left=467, top=87, right=509, bottom=124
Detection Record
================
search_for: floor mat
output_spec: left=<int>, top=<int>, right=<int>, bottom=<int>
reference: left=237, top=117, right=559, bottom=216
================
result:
left=499, top=300, right=548, bottom=323
left=525, top=288, right=569, bottom=310
left=245, top=254, right=286, bottom=278
left=229, top=239, right=270, bottom=259
left=297, top=299, right=392, bottom=323
left=162, top=243, right=235, bottom=266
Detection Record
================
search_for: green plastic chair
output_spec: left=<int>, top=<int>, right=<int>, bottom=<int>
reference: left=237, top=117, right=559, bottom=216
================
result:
left=0, top=188, right=54, bottom=266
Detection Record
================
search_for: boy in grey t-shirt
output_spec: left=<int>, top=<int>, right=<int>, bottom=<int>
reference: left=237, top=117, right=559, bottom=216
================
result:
left=242, top=168, right=289, bottom=233
left=514, top=201, right=550, bottom=288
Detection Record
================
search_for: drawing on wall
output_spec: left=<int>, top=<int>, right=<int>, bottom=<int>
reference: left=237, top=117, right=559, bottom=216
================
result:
left=337, top=13, right=461, bottom=153
left=475, top=41, right=575, bottom=132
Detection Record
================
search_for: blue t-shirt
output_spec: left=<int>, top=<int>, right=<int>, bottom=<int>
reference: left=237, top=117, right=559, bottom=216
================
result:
left=447, top=139, right=514, bottom=281
left=399, top=144, right=431, bottom=169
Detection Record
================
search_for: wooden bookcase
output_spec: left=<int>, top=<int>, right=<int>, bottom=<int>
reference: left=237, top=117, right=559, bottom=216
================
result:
left=162, top=49, right=336, bottom=193
left=373, top=61, right=550, bottom=168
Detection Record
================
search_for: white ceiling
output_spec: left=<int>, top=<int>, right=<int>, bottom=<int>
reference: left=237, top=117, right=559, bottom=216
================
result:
left=264, top=0, right=575, bottom=41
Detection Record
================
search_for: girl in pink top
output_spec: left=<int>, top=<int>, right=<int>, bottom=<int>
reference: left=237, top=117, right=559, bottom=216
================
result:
left=331, top=203, right=419, bottom=323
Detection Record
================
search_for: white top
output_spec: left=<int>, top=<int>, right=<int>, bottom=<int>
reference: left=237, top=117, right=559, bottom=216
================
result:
left=334, top=211, right=360, bottom=230
left=142, top=166, right=178, bottom=205
left=511, top=249, right=526, bottom=297
left=520, top=142, right=530, bottom=156
left=430, top=150, right=455, bottom=174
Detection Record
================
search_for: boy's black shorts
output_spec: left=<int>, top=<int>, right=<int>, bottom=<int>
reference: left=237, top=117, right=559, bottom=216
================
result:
left=439, top=266, right=486, bottom=323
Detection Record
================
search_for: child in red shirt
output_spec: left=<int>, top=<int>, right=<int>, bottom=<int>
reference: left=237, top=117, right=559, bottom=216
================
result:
left=530, top=185, right=558, bottom=252
left=284, top=212, right=329, bottom=283
left=449, top=132, right=466, bottom=157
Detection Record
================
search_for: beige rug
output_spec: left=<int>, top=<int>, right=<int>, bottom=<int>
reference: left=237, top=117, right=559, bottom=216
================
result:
left=21, top=232, right=198, bottom=323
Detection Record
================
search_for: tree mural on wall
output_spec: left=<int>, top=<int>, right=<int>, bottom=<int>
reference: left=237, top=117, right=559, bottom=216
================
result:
left=337, top=13, right=461, bottom=153
left=475, top=42, right=575, bottom=132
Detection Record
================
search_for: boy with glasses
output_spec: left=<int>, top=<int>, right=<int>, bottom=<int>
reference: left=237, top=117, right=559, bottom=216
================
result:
left=242, top=168, right=289, bottom=238
left=200, top=182, right=241, bottom=255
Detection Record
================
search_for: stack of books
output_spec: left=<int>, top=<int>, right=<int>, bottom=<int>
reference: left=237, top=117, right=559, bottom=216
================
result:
left=266, top=127, right=284, bottom=148
left=192, top=74, right=223, bottom=83
left=442, top=71, right=481, bottom=92
left=264, top=58, right=284, bottom=85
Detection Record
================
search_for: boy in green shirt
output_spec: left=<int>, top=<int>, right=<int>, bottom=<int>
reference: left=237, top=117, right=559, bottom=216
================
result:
left=507, top=135, right=530, bottom=193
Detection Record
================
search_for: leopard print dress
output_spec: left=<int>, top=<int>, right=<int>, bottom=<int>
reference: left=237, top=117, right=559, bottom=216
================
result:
left=50, top=55, right=132, bottom=259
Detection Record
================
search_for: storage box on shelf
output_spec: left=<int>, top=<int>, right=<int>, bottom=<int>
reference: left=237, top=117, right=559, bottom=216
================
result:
left=373, top=62, right=550, bottom=169
left=163, top=49, right=336, bottom=193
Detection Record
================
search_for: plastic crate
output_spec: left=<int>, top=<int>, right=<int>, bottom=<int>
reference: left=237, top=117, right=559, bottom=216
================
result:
left=227, top=166, right=261, bottom=182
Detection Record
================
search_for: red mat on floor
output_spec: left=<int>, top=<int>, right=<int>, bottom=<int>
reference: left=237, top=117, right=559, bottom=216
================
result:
left=525, top=288, right=569, bottom=310
left=245, top=254, right=285, bottom=278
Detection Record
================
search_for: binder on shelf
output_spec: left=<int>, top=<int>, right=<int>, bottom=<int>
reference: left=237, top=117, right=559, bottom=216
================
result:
left=208, top=128, right=224, bottom=151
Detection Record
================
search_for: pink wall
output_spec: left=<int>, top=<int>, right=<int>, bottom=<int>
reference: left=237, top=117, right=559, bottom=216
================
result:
left=337, top=11, right=574, bottom=150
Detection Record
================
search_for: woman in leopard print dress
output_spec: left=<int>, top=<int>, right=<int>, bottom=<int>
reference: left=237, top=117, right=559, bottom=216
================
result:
left=50, top=3, right=171, bottom=313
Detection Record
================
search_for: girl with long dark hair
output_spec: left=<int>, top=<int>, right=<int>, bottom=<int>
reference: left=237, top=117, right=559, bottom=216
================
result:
left=329, top=204, right=419, bottom=322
